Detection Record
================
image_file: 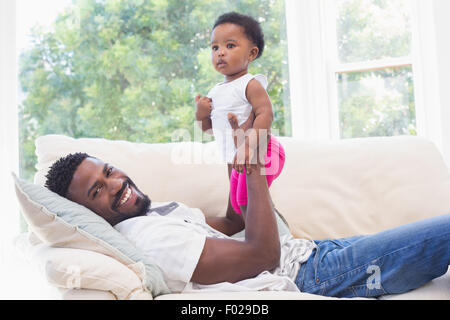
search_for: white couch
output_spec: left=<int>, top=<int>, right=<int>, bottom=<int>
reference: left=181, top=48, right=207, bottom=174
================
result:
left=16, top=134, right=450, bottom=299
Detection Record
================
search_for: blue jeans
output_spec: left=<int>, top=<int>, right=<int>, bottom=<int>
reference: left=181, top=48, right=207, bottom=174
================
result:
left=295, top=214, right=450, bottom=298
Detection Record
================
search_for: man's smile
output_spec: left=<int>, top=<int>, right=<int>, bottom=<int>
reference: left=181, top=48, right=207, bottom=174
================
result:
left=113, top=180, right=134, bottom=210
left=119, top=185, right=132, bottom=206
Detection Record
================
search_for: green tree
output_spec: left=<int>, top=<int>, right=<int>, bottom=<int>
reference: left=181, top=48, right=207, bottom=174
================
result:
left=338, top=67, right=416, bottom=138
left=19, top=0, right=290, bottom=181
left=337, top=0, right=411, bottom=63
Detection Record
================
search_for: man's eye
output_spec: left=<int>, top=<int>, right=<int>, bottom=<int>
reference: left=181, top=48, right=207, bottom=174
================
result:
left=107, top=167, right=113, bottom=177
left=93, top=186, right=102, bottom=198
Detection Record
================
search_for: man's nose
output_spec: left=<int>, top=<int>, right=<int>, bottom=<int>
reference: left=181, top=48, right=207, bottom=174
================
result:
left=109, top=177, right=125, bottom=196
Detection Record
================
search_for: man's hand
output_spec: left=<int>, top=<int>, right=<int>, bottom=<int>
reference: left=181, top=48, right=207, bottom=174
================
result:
left=195, top=94, right=212, bottom=120
left=233, top=142, right=257, bottom=175
left=228, top=112, right=258, bottom=175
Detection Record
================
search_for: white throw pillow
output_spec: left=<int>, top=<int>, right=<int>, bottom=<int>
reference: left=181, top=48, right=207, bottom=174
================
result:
left=28, top=241, right=152, bottom=300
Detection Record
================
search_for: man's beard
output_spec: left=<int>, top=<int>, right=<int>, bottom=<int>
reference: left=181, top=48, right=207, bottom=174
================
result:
left=112, top=178, right=151, bottom=219
left=132, top=193, right=151, bottom=217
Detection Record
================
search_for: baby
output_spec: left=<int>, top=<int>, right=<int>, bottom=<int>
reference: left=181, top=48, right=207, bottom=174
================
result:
left=195, top=12, right=285, bottom=216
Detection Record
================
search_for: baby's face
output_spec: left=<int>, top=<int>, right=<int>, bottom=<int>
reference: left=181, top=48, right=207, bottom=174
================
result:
left=210, top=23, right=258, bottom=81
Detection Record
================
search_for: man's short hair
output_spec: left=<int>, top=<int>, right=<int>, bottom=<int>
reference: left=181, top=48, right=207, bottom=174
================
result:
left=213, top=11, right=265, bottom=59
left=45, top=152, right=91, bottom=197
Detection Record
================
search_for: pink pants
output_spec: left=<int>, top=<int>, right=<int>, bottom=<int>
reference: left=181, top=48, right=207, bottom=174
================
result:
left=229, top=135, right=285, bottom=214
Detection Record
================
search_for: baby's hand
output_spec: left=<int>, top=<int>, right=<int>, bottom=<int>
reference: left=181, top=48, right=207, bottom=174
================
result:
left=195, top=94, right=212, bottom=120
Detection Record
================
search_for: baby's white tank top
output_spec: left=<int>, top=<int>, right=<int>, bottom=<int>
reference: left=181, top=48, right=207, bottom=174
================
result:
left=207, top=73, right=268, bottom=163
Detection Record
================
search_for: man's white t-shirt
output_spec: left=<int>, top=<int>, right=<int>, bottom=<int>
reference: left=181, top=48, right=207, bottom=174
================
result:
left=114, top=201, right=316, bottom=293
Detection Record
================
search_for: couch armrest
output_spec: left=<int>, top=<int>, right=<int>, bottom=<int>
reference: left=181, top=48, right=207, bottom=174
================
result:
left=58, top=288, right=118, bottom=300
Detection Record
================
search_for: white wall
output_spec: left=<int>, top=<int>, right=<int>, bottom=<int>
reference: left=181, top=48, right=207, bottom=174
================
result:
left=0, top=0, right=22, bottom=298
left=0, top=0, right=20, bottom=235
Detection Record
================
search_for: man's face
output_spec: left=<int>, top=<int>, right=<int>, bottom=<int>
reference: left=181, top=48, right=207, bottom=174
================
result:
left=67, top=157, right=151, bottom=225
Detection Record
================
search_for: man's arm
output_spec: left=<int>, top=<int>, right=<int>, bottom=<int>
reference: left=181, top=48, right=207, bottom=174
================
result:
left=204, top=112, right=256, bottom=235
left=191, top=162, right=280, bottom=284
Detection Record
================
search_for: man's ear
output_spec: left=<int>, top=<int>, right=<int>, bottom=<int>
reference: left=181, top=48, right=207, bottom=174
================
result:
left=249, top=46, right=259, bottom=61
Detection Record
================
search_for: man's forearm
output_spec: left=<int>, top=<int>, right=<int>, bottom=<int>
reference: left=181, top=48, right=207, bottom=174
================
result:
left=244, top=163, right=280, bottom=268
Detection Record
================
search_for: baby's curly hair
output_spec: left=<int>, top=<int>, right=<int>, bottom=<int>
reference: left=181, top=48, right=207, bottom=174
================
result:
left=213, top=12, right=265, bottom=59
left=45, top=152, right=91, bottom=197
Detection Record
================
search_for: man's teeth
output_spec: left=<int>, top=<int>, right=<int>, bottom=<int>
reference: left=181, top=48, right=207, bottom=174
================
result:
left=120, top=187, right=131, bottom=205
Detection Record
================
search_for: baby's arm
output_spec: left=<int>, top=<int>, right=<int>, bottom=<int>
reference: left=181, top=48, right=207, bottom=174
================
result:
left=246, top=79, right=274, bottom=136
left=233, top=79, right=273, bottom=173
left=195, top=94, right=213, bottom=134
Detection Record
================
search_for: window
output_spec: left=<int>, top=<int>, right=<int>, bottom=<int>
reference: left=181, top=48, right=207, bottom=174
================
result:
left=17, top=0, right=291, bottom=183
left=331, top=0, right=416, bottom=139
left=285, top=0, right=425, bottom=141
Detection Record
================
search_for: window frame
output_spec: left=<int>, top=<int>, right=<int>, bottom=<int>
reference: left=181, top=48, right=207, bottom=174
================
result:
left=285, top=0, right=449, bottom=165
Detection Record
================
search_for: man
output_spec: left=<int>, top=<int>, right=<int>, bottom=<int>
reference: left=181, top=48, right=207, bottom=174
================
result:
left=44, top=120, right=450, bottom=298
left=45, top=149, right=313, bottom=292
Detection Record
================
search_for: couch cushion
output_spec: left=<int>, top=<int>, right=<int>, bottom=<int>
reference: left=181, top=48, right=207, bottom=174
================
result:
left=13, top=173, right=170, bottom=297
left=34, top=134, right=450, bottom=241
left=154, top=291, right=370, bottom=300
left=270, top=136, right=450, bottom=240
left=34, top=135, right=229, bottom=218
